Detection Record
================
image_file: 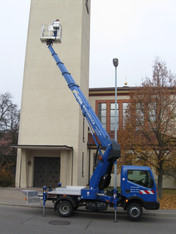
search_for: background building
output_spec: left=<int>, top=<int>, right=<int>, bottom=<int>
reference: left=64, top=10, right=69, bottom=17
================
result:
left=15, top=0, right=91, bottom=188
left=88, top=86, right=176, bottom=189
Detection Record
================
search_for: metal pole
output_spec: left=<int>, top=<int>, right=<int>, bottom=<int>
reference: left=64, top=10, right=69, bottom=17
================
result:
left=113, top=58, right=119, bottom=222
left=114, top=65, right=117, bottom=223
left=114, top=65, right=117, bottom=188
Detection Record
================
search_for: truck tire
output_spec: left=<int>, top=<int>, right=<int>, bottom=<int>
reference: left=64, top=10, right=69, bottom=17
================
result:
left=57, top=200, right=73, bottom=217
left=127, top=203, right=143, bottom=221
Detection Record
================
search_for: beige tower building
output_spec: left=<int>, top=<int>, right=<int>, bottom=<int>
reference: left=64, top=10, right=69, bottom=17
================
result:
left=15, top=0, right=91, bottom=188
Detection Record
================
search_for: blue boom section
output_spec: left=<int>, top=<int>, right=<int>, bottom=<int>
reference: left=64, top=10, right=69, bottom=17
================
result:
left=48, top=45, right=110, bottom=147
left=47, top=44, right=120, bottom=190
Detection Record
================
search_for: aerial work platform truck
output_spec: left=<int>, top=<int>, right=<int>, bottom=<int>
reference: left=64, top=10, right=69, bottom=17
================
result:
left=27, top=21, right=159, bottom=221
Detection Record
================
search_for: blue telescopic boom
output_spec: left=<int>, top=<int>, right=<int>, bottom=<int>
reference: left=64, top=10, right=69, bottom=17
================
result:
left=47, top=44, right=120, bottom=190
left=48, top=45, right=110, bottom=147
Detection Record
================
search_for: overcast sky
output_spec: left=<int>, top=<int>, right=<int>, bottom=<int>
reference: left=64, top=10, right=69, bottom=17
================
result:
left=0, top=0, right=176, bottom=107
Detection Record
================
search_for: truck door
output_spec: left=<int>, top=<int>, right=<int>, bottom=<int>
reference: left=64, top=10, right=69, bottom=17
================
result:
left=122, top=169, right=157, bottom=202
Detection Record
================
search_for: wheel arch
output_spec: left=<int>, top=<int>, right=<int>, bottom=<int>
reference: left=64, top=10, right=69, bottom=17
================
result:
left=54, top=195, right=77, bottom=211
left=124, top=196, right=144, bottom=210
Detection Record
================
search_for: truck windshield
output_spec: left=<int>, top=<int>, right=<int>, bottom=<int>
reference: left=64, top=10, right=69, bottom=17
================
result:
left=127, top=170, right=154, bottom=188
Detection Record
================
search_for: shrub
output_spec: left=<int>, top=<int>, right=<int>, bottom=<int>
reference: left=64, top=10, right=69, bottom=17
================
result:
left=0, top=162, right=15, bottom=187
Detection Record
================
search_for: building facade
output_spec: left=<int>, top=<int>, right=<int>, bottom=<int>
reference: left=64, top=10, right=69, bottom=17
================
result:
left=15, top=0, right=91, bottom=188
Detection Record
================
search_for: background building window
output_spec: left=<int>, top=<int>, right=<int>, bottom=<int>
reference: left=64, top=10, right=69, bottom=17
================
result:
left=123, top=103, right=128, bottom=127
left=110, top=103, right=119, bottom=131
left=98, top=103, right=106, bottom=129
left=148, top=102, right=156, bottom=123
left=136, top=103, right=144, bottom=130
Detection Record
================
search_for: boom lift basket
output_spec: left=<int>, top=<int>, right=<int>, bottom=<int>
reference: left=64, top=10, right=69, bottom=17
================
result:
left=40, top=23, right=62, bottom=43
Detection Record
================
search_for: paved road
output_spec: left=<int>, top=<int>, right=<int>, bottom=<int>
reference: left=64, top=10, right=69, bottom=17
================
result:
left=0, top=205, right=175, bottom=234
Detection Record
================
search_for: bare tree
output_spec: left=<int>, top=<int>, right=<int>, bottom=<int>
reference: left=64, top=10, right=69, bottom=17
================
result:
left=0, top=93, right=19, bottom=131
left=0, top=93, right=19, bottom=165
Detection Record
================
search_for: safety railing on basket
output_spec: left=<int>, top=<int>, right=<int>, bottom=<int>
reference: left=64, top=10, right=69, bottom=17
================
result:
left=40, top=23, right=62, bottom=43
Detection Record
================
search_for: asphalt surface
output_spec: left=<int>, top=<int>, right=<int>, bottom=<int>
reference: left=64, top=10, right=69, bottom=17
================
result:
left=0, top=205, right=176, bottom=234
left=0, top=187, right=176, bottom=217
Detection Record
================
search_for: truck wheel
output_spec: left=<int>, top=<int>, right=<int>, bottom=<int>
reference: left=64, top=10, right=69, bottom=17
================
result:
left=127, top=203, right=143, bottom=221
left=57, top=200, right=73, bottom=217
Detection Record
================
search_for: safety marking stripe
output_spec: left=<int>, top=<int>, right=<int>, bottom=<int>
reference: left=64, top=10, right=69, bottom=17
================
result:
left=140, top=190, right=154, bottom=194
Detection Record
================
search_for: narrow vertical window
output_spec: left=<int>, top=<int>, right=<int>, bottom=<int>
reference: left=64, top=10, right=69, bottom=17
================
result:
left=85, top=0, right=89, bottom=14
left=123, top=103, right=128, bottom=127
left=83, top=117, right=85, bottom=142
left=110, top=103, right=119, bottom=131
left=136, top=103, right=144, bottom=130
left=98, top=103, right=106, bottom=130
left=82, top=152, right=84, bottom=177
left=148, top=102, right=156, bottom=123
